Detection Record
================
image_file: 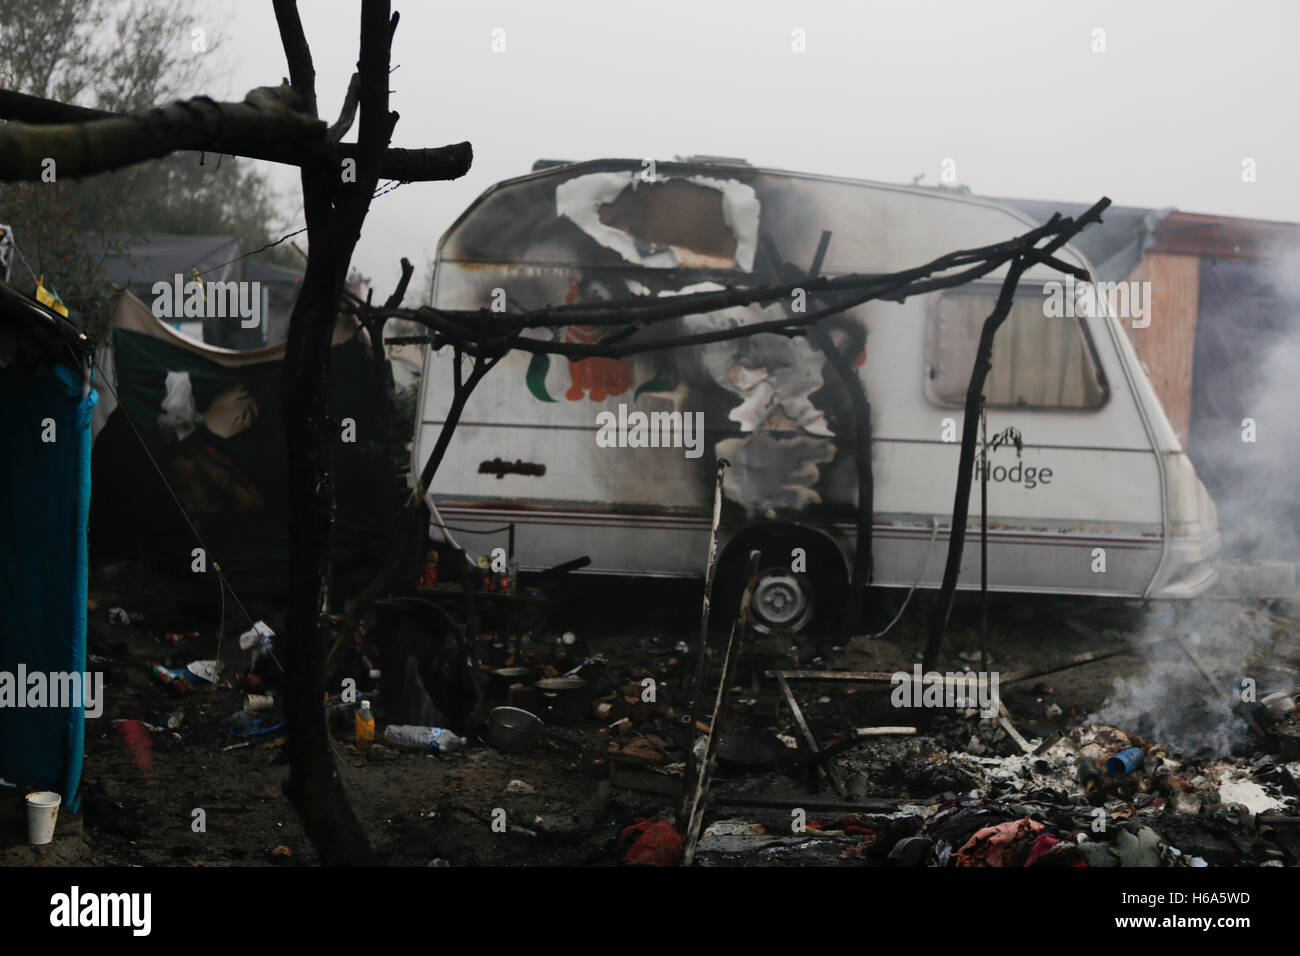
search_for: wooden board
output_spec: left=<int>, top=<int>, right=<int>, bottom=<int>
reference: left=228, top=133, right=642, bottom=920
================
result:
left=1122, top=252, right=1200, bottom=446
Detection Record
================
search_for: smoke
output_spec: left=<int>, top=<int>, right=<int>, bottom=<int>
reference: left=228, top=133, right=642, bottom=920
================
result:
left=1188, top=243, right=1300, bottom=560
left=1087, top=601, right=1279, bottom=760
left=1089, top=244, right=1300, bottom=760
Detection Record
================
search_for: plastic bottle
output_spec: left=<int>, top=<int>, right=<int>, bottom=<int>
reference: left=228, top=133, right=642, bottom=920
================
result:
left=355, top=700, right=375, bottom=749
left=382, top=724, right=466, bottom=753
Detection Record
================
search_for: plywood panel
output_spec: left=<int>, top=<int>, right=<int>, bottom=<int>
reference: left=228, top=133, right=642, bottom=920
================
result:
left=1122, top=253, right=1200, bottom=446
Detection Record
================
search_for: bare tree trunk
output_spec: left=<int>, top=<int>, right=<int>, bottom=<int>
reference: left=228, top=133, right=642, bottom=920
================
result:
left=281, top=236, right=374, bottom=864
left=275, top=0, right=398, bottom=865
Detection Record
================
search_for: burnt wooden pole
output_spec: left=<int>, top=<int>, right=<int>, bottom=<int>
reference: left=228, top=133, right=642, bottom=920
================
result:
left=682, top=458, right=730, bottom=818
left=921, top=259, right=1028, bottom=674
left=979, top=398, right=989, bottom=674
left=682, top=550, right=761, bottom=866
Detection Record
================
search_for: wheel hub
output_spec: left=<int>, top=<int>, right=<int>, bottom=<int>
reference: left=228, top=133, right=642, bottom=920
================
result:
left=750, top=569, right=814, bottom=633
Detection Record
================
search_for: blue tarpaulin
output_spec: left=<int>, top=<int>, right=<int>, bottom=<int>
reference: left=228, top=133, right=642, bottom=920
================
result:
left=0, top=360, right=97, bottom=810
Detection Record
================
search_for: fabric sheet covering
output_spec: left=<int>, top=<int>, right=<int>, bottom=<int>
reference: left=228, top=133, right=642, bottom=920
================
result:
left=0, top=362, right=97, bottom=810
left=90, top=294, right=387, bottom=593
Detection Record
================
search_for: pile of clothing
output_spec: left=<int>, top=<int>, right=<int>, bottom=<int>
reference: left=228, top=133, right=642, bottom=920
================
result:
left=887, top=794, right=1082, bottom=867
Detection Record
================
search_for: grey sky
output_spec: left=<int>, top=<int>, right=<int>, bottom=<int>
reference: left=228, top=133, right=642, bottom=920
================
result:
left=219, top=0, right=1299, bottom=293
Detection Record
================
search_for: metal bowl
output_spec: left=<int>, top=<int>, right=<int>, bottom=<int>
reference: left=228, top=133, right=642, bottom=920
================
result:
left=494, top=666, right=533, bottom=682
left=488, top=706, right=544, bottom=752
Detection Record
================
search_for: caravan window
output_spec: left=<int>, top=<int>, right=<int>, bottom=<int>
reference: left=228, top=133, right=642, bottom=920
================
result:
left=924, top=286, right=1109, bottom=410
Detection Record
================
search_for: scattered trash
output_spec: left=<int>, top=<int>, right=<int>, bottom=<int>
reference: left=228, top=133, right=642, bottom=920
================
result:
left=715, top=729, right=793, bottom=770
left=108, top=607, right=141, bottom=626
left=228, top=715, right=285, bottom=739
left=150, top=664, right=200, bottom=691
left=1262, top=691, right=1297, bottom=721
left=382, top=725, right=467, bottom=753
left=233, top=671, right=269, bottom=693
left=25, top=790, right=61, bottom=845
left=185, top=659, right=222, bottom=684
left=1106, top=747, right=1145, bottom=777
left=1215, top=770, right=1285, bottom=815
left=952, top=818, right=1066, bottom=867
left=67, top=578, right=1300, bottom=869
left=239, top=620, right=276, bottom=665
left=355, top=699, right=375, bottom=749
left=703, top=820, right=766, bottom=836
left=619, top=818, right=683, bottom=867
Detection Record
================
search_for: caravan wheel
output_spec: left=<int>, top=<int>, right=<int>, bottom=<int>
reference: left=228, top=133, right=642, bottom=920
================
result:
left=748, top=568, right=815, bottom=635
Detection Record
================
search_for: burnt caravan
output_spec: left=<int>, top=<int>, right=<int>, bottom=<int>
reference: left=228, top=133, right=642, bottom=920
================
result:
left=414, top=159, right=1221, bottom=633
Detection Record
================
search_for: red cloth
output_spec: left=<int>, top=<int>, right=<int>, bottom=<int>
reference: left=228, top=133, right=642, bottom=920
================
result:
left=114, top=719, right=154, bottom=784
left=807, top=817, right=874, bottom=834
left=1025, top=833, right=1061, bottom=866
left=953, top=817, right=1045, bottom=867
left=620, top=818, right=684, bottom=867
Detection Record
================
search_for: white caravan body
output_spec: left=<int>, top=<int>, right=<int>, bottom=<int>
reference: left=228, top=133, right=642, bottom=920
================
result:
left=414, top=160, right=1220, bottom=606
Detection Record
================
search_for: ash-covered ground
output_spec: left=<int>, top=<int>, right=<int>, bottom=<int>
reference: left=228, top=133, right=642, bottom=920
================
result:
left=6, top=568, right=1298, bottom=868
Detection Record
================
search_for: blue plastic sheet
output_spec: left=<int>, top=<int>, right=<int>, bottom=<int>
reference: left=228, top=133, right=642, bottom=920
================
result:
left=0, top=362, right=96, bottom=810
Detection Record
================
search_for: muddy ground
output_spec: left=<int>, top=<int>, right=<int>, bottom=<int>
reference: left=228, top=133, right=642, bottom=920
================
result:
left=5, top=566, right=1299, bottom=867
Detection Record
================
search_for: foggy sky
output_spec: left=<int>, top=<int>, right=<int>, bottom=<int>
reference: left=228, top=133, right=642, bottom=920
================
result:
left=213, top=0, right=1299, bottom=293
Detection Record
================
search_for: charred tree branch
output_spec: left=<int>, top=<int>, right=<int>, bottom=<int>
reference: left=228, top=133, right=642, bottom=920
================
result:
left=352, top=208, right=1101, bottom=367
left=0, top=87, right=472, bottom=183
left=0, top=86, right=324, bottom=182
left=920, top=197, right=1111, bottom=672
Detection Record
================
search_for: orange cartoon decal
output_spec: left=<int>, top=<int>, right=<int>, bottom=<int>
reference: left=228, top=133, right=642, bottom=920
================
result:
left=562, top=277, right=633, bottom=402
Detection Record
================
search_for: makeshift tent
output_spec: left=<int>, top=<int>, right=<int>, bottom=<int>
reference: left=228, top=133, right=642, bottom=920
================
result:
left=0, top=280, right=97, bottom=810
left=91, top=234, right=304, bottom=350
left=90, top=290, right=388, bottom=594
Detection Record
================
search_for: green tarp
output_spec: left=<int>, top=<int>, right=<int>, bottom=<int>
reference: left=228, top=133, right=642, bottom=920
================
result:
left=90, top=327, right=387, bottom=593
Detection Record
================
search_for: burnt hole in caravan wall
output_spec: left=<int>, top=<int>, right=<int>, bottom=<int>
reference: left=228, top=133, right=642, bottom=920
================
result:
left=597, top=180, right=738, bottom=268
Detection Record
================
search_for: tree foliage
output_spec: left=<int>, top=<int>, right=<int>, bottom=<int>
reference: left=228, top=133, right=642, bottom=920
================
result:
left=0, top=0, right=295, bottom=329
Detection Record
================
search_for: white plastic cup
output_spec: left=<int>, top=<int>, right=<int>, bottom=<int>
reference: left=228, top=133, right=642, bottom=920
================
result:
left=26, top=791, right=61, bottom=845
